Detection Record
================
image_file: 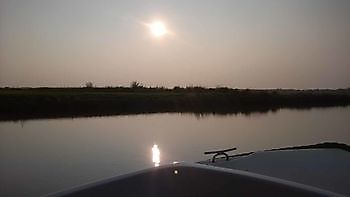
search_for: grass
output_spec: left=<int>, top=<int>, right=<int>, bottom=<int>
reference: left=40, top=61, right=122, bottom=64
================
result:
left=1, top=87, right=350, bottom=120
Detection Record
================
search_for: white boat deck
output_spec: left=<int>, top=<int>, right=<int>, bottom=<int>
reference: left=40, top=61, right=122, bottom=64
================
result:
left=200, top=148, right=350, bottom=196
left=47, top=162, right=343, bottom=197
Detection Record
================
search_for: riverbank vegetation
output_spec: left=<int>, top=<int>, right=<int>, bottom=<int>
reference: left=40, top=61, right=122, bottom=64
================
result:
left=1, top=86, right=349, bottom=120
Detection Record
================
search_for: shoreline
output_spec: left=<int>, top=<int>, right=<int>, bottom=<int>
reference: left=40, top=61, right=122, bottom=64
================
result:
left=1, top=87, right=349, bottom=121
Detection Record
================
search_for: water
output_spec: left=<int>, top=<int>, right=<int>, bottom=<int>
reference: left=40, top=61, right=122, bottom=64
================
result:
left=1, top=107, right=349, bottom=197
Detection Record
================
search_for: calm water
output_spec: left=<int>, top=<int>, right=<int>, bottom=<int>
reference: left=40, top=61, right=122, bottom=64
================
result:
left=1, top=107, right=350, bottom=197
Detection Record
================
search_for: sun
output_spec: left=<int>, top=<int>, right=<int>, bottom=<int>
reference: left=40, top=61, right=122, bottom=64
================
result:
left=149, top=20, right=167, bottom=38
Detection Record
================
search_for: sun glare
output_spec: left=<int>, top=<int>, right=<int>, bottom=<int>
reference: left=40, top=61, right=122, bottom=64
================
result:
left=152, top=144, right=160, bottom=167
left=149, top=20, right=167, bottom=38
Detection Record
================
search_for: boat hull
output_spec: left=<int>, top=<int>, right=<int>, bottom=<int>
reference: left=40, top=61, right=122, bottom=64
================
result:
left=47, top=163, right=342, bottom=197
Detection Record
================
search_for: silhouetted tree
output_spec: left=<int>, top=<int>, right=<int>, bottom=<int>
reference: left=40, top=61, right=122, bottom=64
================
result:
left=130, top=81, right=143, bottom=88
left=85, top=82, right=93, bottom=88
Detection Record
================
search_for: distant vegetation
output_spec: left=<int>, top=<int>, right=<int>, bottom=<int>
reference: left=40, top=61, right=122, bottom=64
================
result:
left=0, top=86, right=350, bottom=121
left=84, top=81, right=94, bottom=88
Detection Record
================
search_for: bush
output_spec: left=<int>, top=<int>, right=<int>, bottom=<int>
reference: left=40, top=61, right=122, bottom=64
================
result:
left=130, top=81, right=143, bottom=88
left=85, top=82, right=94, bottom=88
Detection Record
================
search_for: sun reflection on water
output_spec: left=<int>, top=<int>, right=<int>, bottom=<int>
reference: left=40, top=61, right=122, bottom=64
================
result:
left=152, top=144, right=160, bottom=167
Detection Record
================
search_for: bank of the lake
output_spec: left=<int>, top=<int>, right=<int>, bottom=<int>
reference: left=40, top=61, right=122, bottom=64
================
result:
left=1, top=87, right=349, bottom=120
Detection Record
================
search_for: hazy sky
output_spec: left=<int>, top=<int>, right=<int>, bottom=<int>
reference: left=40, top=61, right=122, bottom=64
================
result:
left=0, top=0, right=349, bottom=88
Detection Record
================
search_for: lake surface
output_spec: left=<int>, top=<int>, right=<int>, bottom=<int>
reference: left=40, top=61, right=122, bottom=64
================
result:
left=1, top=107, right=350, bottom=197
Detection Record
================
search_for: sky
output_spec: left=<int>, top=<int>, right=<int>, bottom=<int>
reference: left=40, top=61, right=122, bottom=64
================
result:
left=0, top=0, right=349, bottom=88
